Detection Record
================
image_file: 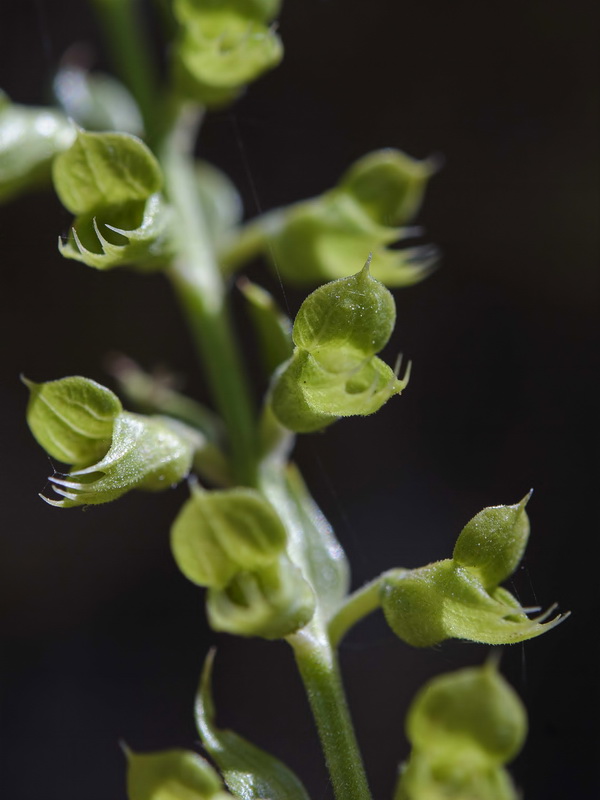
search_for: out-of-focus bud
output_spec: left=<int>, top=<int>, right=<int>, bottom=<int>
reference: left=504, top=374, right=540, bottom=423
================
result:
left=271, top=263, right=409, bottom=432
left=206, top=553, right=315, bottom=639
left=453, top=494, right=531, bottom=589
left=25, top=376, right=198, bottom=507
left=195, top=160, right=243, bottom=248
left=127, top=747, right=233, bottom=800
left=170, top=485, right=287, bottom=589
left=53, top=130, right=173, bottom=270
left=395, top=662, right=526, bottom=800
left=173, top=0, right=283, bottom=108
left=262, top=149, right=438, bottom=287
left=0, top=93, right=75, bottom=203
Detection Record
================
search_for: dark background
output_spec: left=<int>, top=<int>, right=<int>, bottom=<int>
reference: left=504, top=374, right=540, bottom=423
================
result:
left=0, top=1, right=598, bottom=798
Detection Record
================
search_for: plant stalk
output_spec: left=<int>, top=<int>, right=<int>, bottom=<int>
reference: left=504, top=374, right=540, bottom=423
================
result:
left=161, top=109, right=258, bottom=487
left=289, top=627, right=373, bottom=800
left=328, top=576, right=383, bottom=648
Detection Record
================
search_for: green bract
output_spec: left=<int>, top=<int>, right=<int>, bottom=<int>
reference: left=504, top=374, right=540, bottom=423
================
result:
left=0, top=95, right=75, bottom=203
left=25, top=376, right=198, bottom=507
left=195, top=160, right=243, bottom=247
left=127, top=747, right=232, bottom=800
left=196, top=651, right=311, bottom=800
left=271, top=263, right=409, bottom=432
left=380, top=499, right=567, bottom=647
left=238, top=278, right=293, bottom=375
left=395, top=663, right=526, bottom=800
left=173, top=0, right=283, bottom=108
left=53, top=130, right=173, bottom=270
left=259, top=149, right=437, bottom=286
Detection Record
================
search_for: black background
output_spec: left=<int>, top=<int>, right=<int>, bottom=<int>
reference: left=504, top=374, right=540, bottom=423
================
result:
left=0, top=1, right=598, bottom=798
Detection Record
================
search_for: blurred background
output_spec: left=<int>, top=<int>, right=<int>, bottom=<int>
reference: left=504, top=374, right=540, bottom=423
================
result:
left=1, top=1, right=598, bottom=798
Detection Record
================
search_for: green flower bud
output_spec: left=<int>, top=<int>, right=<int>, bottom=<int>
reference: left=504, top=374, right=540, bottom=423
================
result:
left=453, top=494, right=531, bottom=589
left=396, top=663, right=526, bottom=800
left=173, top=0, right=283, bottom=108
left=206, top=554, right=315, bottom=639
left=380, top=560, right=565, bottom=647
left=0, top=95, right=75, bottom=203
left=262, top=149, right=438, bottom=287
left=170, top=485, right=287, bottom=589
left=338, top=149, right=438, bottom=228
left=53, top=130, right=173, bottom=270
left=127, top=747, right=232, bottom=800
left=25, top=376, right=198, bottom=507
left=271, top=263, right=409, bottom=432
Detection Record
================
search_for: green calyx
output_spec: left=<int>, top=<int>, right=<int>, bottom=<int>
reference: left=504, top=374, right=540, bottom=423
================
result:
left=126, top=747, right=233, bottom=800
left=171, top=485, right=315, bottom=638
left=173, top=0, right=283, bottom=108
left=395, top=662, right=526, bottom=800
left=258, top=149, right=438, bottom=287
left=271, top=262, right=409, bottom=432
left=380, top=497, right=567, bottom=647
left=25, top=376, right=198, bottom=507
left=53, top=130, right=173, bottom=270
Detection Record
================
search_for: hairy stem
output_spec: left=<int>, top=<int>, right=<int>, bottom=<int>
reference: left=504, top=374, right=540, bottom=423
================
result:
left=161, top=108, right=258, bottom=487
left=328, top=576, right=384, bottom=648
left=288, top=627, right=373, bottom=800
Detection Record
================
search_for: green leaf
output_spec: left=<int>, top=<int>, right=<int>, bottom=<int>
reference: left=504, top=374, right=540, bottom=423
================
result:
left=0, top=97, right=75, bottom=203
left=173, top=0, right=283, bottom=107
left=195, top=651, right=312, bottom=800
left=380, top=560, right=566, bottom=647
left=58, top=192, right=175, bottom=271
left=42, top=413, right=198, bottom=508
left=170, top=486, right=287, bottom=589
left=127, top=747, right=232, bottom=800
left=238, top=278, right=293, bottom=375
left=453, top=494, right=531, bottom=589
left=24, top=375, right=122, bottom=466
left=53, top=130, right=162, bottom=216
left=53, top=65, right=143, bottom=136
left=206, top=553, right=315, bottom=639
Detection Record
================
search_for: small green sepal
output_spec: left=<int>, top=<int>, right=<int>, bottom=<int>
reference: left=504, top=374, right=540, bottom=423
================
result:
left=453, top=493, right=531, bottom=589
left=0, top=96, right=75, bottom=203
left=271, top=263, right=409, bottom=432
left=170, top=485, right=287, bottom=589
left=206, top=554, right=315, bottom=639
left=126, top=747, right=232, bottom=800
left=195, top=650, right=312, bottom=800
left=395, top=662, right=526, bottom=800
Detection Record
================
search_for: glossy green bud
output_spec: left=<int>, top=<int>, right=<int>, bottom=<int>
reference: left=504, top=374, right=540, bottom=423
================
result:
left=25, top=375, right=198, bottom=507
left=24, top=375, right=122, bottom=467
left=53, top=65, right=143, bottom=136
left=173, top=0, right=283, bottom=108
left=339, top=149, right=438, bottom=228
left=395, top=663, right=526, bottom=800
left=271, top=263, right=409, bottom=432
left=53, top=130, right=172, bottom=270
left=207, top=554, right=315, bottom=639
left=0, top=96, right=75, bottom=203
left=171, top=486, right=287, bottom=589
left=380, top=559, right=565, bottom=647
left=127, top=747, right=232, bottom=800
left=196, top=651, right=312, bottom=800
left=453, top=494, right=531, bottom=589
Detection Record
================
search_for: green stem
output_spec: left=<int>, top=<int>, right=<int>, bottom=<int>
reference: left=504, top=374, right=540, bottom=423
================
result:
left=161, top=108, right=258, bottom=487
left=219, top=209, right=286, bottom=275
left=91, top=0, right=162, bottom=145
left=288, top=627, right=373, bottom=800
left=328, top=577, right=384, bottom=648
